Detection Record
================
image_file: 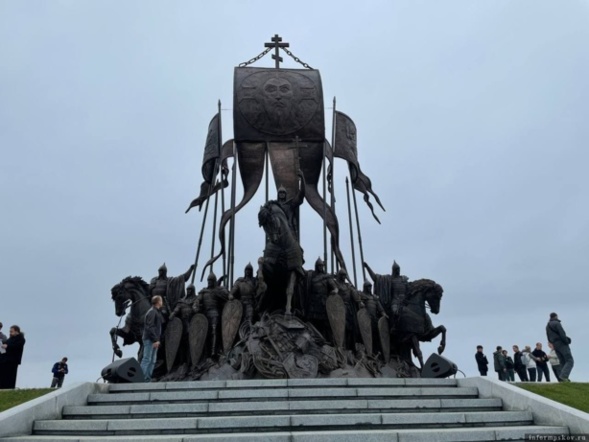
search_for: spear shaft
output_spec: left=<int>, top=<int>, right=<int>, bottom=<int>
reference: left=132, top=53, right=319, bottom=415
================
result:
left=345, top=177, right=357, bottom=287
left=350, top=170, right=367, bottom=282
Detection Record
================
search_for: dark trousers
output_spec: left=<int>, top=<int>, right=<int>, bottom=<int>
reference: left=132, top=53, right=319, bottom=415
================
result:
left=496, top=370, right=506, bottom=381
left=527, top=367, right=537, bottom=382
left=553, top=343, right=574, bottom=380
left=515, top=366, right=528, bottom=381
left=550, top=364, right=562, bottom=382
left=536, top=364, right=550, bottom=382
left=0, top=362, right=19, bottom=389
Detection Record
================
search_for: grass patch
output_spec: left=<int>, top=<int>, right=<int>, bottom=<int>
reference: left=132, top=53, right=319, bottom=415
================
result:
left=0, top=389, right=53, bottom=413
left=517, top=383, right=589, bottom=413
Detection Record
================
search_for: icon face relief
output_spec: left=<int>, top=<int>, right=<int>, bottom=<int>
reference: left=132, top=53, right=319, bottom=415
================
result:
left=234, top=68, right=324, bottom=141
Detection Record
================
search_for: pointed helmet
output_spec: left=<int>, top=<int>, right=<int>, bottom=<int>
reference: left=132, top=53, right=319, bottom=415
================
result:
left=392, top=261, right=400, bottom=277
left=158, top=262, right=167, bottom=272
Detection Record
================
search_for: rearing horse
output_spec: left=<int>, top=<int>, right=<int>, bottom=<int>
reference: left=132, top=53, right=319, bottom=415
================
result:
left=109, top=276, right=151, bottom=361
left=258, top=202, right=304, bottom=316
left=394, top=278, right=446, bottom=369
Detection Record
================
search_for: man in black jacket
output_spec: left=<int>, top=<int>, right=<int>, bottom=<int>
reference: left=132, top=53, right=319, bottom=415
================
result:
left=546, top=312, right=574, bottom=382
left=532, top=342, right=550, bottom=382
left=140, top=296, right=164, bottom=382
left=512, top=345, right=528, bottom=381
left=475, top=345, right=488, bottom=376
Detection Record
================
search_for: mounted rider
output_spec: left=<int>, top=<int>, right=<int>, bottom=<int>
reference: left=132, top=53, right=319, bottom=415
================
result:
left=269, top=169, right=306, bottom=240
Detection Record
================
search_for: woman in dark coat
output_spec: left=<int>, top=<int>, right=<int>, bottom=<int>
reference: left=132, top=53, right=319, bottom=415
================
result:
left=0, top=325, right=26, bottom=389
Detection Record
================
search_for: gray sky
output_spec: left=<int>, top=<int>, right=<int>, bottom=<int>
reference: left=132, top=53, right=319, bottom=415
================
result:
left=1, top=1, right=588, bottom=387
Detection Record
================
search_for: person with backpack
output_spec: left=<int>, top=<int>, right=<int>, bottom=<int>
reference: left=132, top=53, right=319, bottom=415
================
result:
left=522, top=345, right=537, bottom=381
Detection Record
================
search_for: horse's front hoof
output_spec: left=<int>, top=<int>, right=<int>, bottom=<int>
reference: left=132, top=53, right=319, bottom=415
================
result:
left=114, top=348, right=123, bottom=358
left=437, top=346, right=444, bottom=355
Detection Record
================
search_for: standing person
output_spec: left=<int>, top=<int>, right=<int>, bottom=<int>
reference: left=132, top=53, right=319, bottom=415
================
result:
left=475, top=345, right=489, bottom=376
left=512, top=345, right=528, bottom=381
left=546, top=342, right=561, bottom=382
left=522, top=345, right=537, bottom=381
left=0, top=322, right=7, bottom=343
left=493, top=346, right=506, bottom=381
left=50, top=357, right=69, bottom=388
left=140, top=296, right=164, bottom=382
left=546, top=312, right=574, bottom=382
left=532, top=342, right=550, bottom=382
left=0, top=325, right=26, bottom=389
left=502, top=350, right=515, bottom=382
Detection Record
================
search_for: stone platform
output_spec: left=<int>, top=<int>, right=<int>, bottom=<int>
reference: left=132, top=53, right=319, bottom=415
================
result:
left=1, top=377, right=585, bottom=441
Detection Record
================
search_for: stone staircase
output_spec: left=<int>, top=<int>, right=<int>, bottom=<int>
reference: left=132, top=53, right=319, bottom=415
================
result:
left=1, top=378, right=569, bottom=441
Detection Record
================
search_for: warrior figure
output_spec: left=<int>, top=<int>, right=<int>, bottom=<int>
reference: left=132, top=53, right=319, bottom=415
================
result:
left=229, top=263, right=261, bottom=325
left=149, top=263, right=195, bottom=314
left=363, top=260, right=408, bottom=327
left=305, top=258, right=338, bottom=340
left=334, top=269, right=363, bottom=351
left=195, top=272, right=229, bottom=357
left=167, top=283, right=199, bottom=367
left=357, top=281, right=387, bottom=355
left=269, top=170, right=306, bottom=240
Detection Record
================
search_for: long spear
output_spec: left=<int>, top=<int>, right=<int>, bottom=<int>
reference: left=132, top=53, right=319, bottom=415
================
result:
left=330, top=97, right=337, bottom=273
left=350, top=170, right=367, bottom=282
left=191, top=192, right=211, bottom=284
left=218, top=101, right=227, bottom=281
left=345, top=177, right=358, bottom=287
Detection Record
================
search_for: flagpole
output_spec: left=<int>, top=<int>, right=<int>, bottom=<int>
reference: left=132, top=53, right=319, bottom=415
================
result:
left=228, top=141, right=238, bottom=286
left=330, top=97, right=337, bottom=273
left=218, top=102, right=227, bottom=281
left=322, top=141, right=328, bottom=268
left=209, top=101, right=223, bottom=272
left=350, top=168, right=367, bottom=282
left=345, top=177, right=357, bottom=287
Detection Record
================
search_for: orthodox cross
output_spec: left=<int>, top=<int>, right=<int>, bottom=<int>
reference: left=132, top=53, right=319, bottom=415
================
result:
left=264, top=34, right=289, bottom=68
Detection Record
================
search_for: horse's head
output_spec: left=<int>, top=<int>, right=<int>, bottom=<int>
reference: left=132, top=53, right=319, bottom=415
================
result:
left=111, top=276, right=149, bottom=317
left=408, top=279, right=444, bottom=314
left=258, top=204, right=281, bottom=243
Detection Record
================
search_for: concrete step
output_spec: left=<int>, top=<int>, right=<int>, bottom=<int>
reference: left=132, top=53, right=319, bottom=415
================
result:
left=87, top=386, right=478, bottom=405
left=63, top=397, right=503, bottom=419
left=33, top=411, right=535, bottom=436
left=3, top=425, right=567, bottom=441
left=107, top=377, right=458, bottom=393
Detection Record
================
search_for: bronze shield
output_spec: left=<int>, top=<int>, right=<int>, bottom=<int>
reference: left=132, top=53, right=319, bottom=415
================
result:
left=188, top=314, right=208, bottom=367
left=326, top=293, right=346, bottom=348
left=357, top=308, right=373, bottom=356
left=378, top=316, right=390, bottom=363
left=164, top=317, right=183, bottom=373
left=222, top=300, right=243, bottom=354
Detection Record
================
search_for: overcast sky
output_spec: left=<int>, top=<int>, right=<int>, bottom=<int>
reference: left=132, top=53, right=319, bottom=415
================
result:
left=1, top=1, right=587, bottom=388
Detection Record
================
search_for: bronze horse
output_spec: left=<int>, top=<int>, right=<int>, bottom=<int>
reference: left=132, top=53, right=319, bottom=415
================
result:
left=109, top=276, right=151, bottom=361
left=394, top=278, right=446, bottom=369
left=258, top=202, right=304, bottom=316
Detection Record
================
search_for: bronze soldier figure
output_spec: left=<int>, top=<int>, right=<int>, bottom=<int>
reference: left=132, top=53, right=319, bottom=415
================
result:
left=305, top=258, right=338, bottom=341
left=229, top=263, right=260, bottom=325
left=357, top=281, right=388, bottom=356
left=334, top=269, right=362, bottom=351
left=363, top=260, right=408, bottom=327
left=195, top=272, right=229, bottom=358
left=149, top=263, right=195, bottom=314
left=166, top=283, right=200, bottom=369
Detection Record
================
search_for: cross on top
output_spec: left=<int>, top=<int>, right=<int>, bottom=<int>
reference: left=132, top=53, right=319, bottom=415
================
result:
left=264, top=34, right=289, bottom=68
